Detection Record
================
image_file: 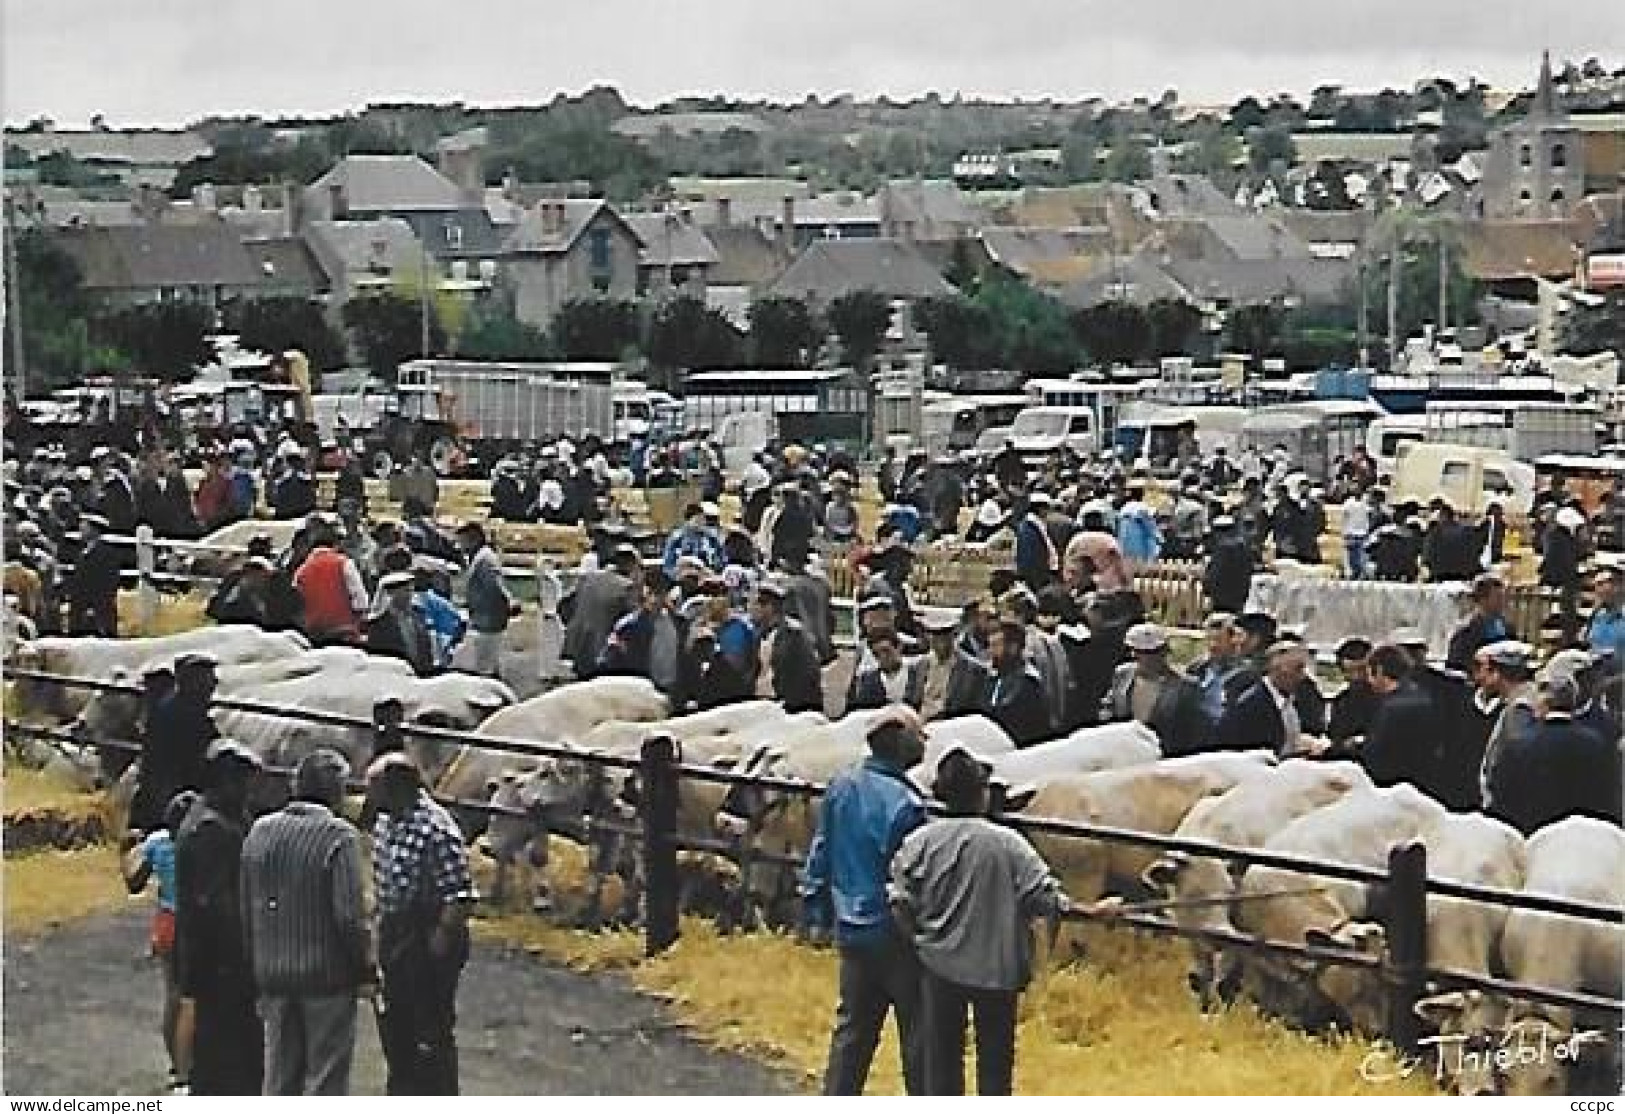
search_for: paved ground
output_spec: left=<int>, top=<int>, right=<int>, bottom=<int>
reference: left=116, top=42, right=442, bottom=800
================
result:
left=4, top=909, right=793, bottom=1096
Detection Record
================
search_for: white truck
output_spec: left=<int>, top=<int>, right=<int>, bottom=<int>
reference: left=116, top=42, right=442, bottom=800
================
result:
left=1005, top=405, right=1099, bottom=461
left=395, top=359, right=618, bottom=474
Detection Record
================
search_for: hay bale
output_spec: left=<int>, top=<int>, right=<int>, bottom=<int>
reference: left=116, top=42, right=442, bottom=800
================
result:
left=2, top=846, right=127, bottom=933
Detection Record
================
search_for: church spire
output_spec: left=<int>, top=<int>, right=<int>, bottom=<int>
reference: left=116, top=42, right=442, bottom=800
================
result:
left=1534, top=49, right=1562, bottom=119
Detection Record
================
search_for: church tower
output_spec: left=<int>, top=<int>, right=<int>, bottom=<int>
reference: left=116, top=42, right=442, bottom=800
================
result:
left=1482, top=52, right=1585, bottom=219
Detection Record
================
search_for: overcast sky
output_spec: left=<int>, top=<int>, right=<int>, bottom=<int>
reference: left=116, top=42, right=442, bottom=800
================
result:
left=5, top=0, right=1622, bottom=127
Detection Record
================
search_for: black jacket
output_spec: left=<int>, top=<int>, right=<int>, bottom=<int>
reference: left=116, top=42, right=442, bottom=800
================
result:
left=98, top=474, right=137, bottom=533
left=1203, top=536, right=1253, bottom=615
left=67, top=536, right=125, bottom=607
left=1360, top=681, right=1446, bottom=796
left=365, top=608, right=435, bottom=676
left=1487, top=715, right=1623, bottom=835
left=174, top=798, right=251, bottom=997
left=673, top=650, right=752, bottom=714
left=130, top=694, right=219, bottom=832
left=766, top=617, right=824, bottom=714
left=271, top=472, right=318, bottom=521
left=1446, top=612, right=1511, bottom=674
left=1328, top=680, right=1380, bottom=744
left=1539, top=524, right=1582, bottom=590
left=981, top=664, right=1051, bottom=747
left=1104, top=663, right=1213, bottom=757
left=1214, top=680, right=1289, bottom=753
left=1423, top=520, right=1482, bottom=582
left=1416, top=666, right=1483, bottom=811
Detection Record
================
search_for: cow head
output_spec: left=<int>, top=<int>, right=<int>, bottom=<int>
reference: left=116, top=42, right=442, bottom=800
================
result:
left=713, top=744, right=790, bottom=840
left=1141, top=853, right=1190, bottom=901
left=69, top=667, right=143, bottom=746
left=485, top=768, right=554, bottom=865
left=1415, top=990, right=1508, bottom=1096
left=1304, top=920, right=1389, bottom=1035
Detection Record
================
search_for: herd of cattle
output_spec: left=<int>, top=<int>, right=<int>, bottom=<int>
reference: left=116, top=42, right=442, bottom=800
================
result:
left=9, top=624, right=1623, bottom=1096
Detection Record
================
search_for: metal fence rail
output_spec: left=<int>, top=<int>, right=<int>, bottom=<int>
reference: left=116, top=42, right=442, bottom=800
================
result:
left=6, top=663, right=1622, bottom=1052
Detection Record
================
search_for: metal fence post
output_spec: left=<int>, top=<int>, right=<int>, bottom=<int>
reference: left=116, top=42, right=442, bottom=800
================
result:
left=1384, top=840, right=1429, bottom=1054
left=134, top=524, right=158, bottom=633
left=640, top=733, right=680, bottom=956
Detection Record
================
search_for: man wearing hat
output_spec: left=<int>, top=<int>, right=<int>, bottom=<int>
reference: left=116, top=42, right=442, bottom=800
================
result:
left=365, top=754, right=474, bottom=1095
left=1104, top=624, right=1210, bottom=757
left=94, top=447, right=138, bottom=533
left=1326, top=637, right=1379, bottom=745
left=366, top=572, right=435, bottom=676
left=803, top=708, right=929, bottom=1094
left=1486, top=674, right=1621, bottom=835
left=1584, top=567, right=1624, bottom=668
left=822, top=473, right=859, bottom=545
left=1186, top=614, right=1244, bottom=728
left=918, top=608, right=982, bottom=722
left=599, top=570, right=685, bottom=695
left=1475, top=641, right=1540, bottom=815
left=890, top=748, right=1118, bottom=1094
left=65, top=511, right=125, bottom=636
left=847, top=629, right=928, bottom=713
left=174, top=740, right=264, bottom=1095
left=787, top=554, right=837, bottom=666
left=1540, top=505, right=1586, bottom=620
left=750, top=580, right=824, bottom=714
left=130, top=653, right=222, bottom=833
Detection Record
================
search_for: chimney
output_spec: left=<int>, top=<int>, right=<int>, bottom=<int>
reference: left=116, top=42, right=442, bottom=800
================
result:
left=282, top=181, right=306, bottom=237
left=716, top=196, right=732, bottom=227
left=780, top=195, right=796, bottom=256
left=502, top=167, right=518, bottom=203
left=243, top=184, right=263, bottom=213
left=135, top=183, right=166, bottom=223
left=328, top=182, right=349, bottom=220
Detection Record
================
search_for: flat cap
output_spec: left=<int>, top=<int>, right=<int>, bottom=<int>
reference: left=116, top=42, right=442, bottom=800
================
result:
left=1125, top=623, right=1170, bottom=652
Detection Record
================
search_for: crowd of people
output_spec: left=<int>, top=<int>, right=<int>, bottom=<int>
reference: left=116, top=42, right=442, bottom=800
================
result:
left=8, top=421, right=1625, bottom=1096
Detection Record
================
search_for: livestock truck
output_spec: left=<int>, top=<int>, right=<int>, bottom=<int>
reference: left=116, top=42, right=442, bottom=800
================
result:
left=393, top=359, right=619, bottom=475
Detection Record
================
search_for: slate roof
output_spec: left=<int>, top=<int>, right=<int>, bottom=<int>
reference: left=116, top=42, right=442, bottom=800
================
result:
left=624, top=212, right=722, bottom=268
left=880, top=179, right=984, bottom=231
left=505, top=199, right=638, bottom=255
left=241, top=237, right=328, bottom=295
left=769, top=238, right=954, bottom=302
left=1053, top=253, right=1193, bottom=308
left=305, top=155, right=467, bottom=215
left=1164, top=256, right=1356, bottom=304
left=703, top=224, right=790, bottom=287
left=302, top=218, right=423, bottom=286
left=980, top=226, right=1113, bottom=280
left=53, top=223, right=267, bottom=290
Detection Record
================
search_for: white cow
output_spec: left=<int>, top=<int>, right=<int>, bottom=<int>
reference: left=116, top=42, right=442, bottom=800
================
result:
left=1233, top=783, right=1447, bottom=1032
left=1140, top=759, right=1373, bottom=1007
left=1012, top=750, right=1279, bottom=907
left=11, top=626, right=309, bottom=719
left=1415, top=816, right=1623, bottom=1096
left=982, top=722, right=1161, bottom=791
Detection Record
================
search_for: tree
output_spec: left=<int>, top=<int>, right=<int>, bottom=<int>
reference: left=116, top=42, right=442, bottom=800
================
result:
left=90, top=302, right=214, bottom=382
left=1304, top=163, right=1355, bottom=210
left=1361, top=227, right=1481, bottom=360
left=1103, top=131, right=1152, bottom=182
left=825, top=290, right=893, bottom=370
left=551, top=297, right=640, bottom=361
left=222, top=296, right=347, bottom=372
left=914, top=296, right=999, bottom=370
left=1144, top=298, right=1204, bottom=356
left=944, top=238, right=982, bottom=292
left=748, top=296, right=822, bottom=367
left=342, top=293, right=443, bottom=382
left=1071, top=301, right=1152, bottom=366
left=1225, top=303, right=1285, bottom=371
left=1061, top=127, right=1099, bottom=182
left=458, top=308, right=553, bottom=361
left=1563, top=291, right=1625, bottom=359
left=1248, top=124, right=1297, bottom=174
left=1230, top=96, right=1268, bottom=131
left=975, top=275, right=1080, bottom=374
left=646, top=296, right=743, bottom=372
left=5, top=228, right=116, bottom=391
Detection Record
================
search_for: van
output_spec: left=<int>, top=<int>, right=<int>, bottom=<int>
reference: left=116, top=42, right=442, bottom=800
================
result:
left=1006, top=406, right=1097, bottom=460
left=1390, top=443, right=1535, bottom=516
left=1240, top=401, right=1385, bottom=483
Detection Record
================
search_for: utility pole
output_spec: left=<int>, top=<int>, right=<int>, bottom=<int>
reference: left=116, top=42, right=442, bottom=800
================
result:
left=1356, top=248, right=1368, bottom=369
left=3, top=197, right=24, bottom=399
left=1387, top=239, right=1401, bottom=370
left=1437, top=229, right=1449, bottom=334
left=418, top=237, right=431, bottom=358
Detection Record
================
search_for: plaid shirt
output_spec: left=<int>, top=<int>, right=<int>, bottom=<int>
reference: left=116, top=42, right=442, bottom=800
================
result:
left=371, top=791, right=476, bottom=917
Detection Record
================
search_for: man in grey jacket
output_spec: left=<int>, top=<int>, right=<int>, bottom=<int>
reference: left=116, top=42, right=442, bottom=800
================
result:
left=890, top=749, right=1119, bottom=1095
left=240, top=749, right=371, bottom=1096
left=456, top=522, right=515, bottom=678
left=1103, top=623, right=1213, bottom=756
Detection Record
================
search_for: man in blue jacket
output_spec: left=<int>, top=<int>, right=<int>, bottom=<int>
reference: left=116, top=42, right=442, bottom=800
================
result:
left=801, top=709, right=928, bottom=1095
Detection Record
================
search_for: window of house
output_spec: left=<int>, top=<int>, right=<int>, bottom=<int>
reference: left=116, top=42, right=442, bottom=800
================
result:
left=444, top=222, right=463, bottom=250
left=593, top=274, right=611, bottom=294
left=1551, top=188, right=1565, bottom=205
left=1519, top=144, right=1532, bottom=168
left=635, top=269, right=650, bottom=296
left=589, top=228, right=612, bottom=272
left=1518, top=189, right=1532, bottom=207
left=1550, top=143, right=1567, bottom=169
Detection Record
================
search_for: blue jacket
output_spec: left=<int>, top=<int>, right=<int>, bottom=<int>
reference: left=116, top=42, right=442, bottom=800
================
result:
left=800, top=756, right=926, bottom=947
left=661, top=527, right=725, bottom=577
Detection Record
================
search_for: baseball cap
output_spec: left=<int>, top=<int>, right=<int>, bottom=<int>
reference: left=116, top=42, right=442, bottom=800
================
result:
left=1125, top=623, right=1170, bottom=652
